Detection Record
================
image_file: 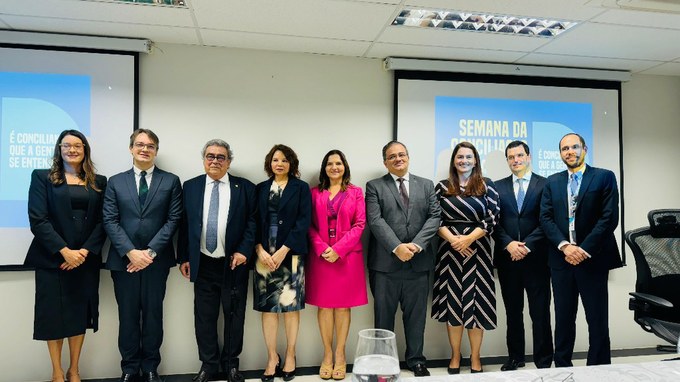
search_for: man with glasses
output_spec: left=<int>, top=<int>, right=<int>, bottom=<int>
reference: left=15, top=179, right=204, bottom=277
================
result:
left=494, top=141, right=553, bottom=371
left=540, top=133, right=622, bottom=367
left=103, top=128, right=183, bottom=382
left=177, top=139, right=256, bottom=382
left=365, top=140, right=440, bottom=377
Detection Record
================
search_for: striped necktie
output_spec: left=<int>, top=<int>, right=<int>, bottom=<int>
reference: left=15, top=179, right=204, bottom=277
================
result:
left=206, top=180, right=219, bottom=253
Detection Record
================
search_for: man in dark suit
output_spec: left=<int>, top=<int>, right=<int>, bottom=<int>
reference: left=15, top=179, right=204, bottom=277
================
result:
left=177, top=139, right=256, bottom=382
left=103, top=129, right=183, bottom=382
left=540, top=133, right=622, bottom=367
left=365, top=140, right=440, bottom=377
left=494, top=141, right=553, bottom=371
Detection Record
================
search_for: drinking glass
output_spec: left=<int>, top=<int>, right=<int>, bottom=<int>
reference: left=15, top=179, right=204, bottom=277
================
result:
left=352, top=329, right=400, bottom=382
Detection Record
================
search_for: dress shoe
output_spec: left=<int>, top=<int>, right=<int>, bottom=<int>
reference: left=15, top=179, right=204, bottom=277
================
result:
left=261, top=354, right=282, bottom=382
left=281, top=357, right=296, bottom=382
left=192, top=370, right=212, bottom=382
left=471, top=367, right=484, bottom=373
left=227, top=367, right=245, bottom=382
left=500, top=359, right=525, bottom=371
left=120, top=373, right=137, bottom=382
left=410, top=364, right=430, bottom=377
left=143, top=371, right=163, bottom=382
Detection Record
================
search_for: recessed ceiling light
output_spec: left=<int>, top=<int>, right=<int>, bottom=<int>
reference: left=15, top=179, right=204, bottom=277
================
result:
left=392, top=9, right=578, bottom=38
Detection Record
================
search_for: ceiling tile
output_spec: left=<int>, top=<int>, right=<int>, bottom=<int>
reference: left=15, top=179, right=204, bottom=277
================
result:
left=193, top=0, right=397, bottom=41
left=0, top=15, right=200, bottom=45
left=639, top=62, right=680, bottom=76
left=535, top=22, right=680, bottom=61
left=516, top=52, right=662, bottom=73
left=591, top=8, right=680, bottom=30
left=201, top=29, right=371, bottom=56
left=365, top=42, right=527, bottom=62
left=377, top=25, right=548, bottom=51
left=0, top=0, right=195, bottom=26
left=403, top=0, right=605, bottom=21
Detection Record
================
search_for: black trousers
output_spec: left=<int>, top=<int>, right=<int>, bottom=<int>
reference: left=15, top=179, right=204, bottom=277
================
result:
left=194, top=254, right=248, bottom=373
left=551, top=266, right=611, bottom=367
left=111, top=266, right=169, bottom=374
left=497, top=262, right=554, bottom=368
left=369, top=268, right=429, bottom=368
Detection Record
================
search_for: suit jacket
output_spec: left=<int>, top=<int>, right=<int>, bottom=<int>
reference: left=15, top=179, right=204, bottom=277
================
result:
left=103, top=167, right=183, bottom=271
left=540, top=165, right=622, bottom=271
left=308, top=184, right=365, bottom=259
left=255, top=177, right=312, bottom=258
left=177, top=173, right=257, bottom=283
left=365, top=173, right=441, bottom=273
left=493, top=173, right=548, bottom=268
left=25, top=169, right=107, bottom=269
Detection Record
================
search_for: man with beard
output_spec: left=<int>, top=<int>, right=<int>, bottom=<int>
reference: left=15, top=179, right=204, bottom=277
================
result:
left=540, top=133, right=622, bottom=367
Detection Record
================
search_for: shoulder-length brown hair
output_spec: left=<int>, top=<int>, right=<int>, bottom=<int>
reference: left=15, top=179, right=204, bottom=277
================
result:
left=49, top=130, right=101, bottom=192
left=318, top=149, right=351, bottom=191
left=264, top=144, right=301, bottom=178
left=445, top=142, right=486, bottom=197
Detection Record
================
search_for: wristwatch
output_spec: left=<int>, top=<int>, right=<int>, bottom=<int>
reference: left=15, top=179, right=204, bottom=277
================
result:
left=148, top=249, right=157, bottom=258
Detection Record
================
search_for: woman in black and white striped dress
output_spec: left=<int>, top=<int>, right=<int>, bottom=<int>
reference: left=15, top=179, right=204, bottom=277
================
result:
left=431, top=142, right=500, bottom=374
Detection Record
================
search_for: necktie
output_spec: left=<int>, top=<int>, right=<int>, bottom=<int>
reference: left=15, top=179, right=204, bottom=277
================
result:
left=398, top=177, right=409, bottom=210
left=516, top=178, right=525, bottom=211
left=206, top=180, right=219, bottom=253
left=139, top=170, right=148, bottom=206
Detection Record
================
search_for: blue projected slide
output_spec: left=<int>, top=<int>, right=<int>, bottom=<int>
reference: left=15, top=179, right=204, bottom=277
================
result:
left=434, top=97, right=592, bottom=177
left=0, top=72, right=91, bottom=227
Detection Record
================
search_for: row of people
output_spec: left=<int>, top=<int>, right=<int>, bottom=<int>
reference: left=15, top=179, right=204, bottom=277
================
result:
left=25, top=129, right=620, bottom=382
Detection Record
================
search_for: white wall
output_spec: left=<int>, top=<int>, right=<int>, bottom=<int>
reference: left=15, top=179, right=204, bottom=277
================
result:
left=1, top=43, right=679, bottom=381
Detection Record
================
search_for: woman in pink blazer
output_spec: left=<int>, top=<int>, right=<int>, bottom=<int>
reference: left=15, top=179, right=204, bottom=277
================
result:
left=307, top=149, right=368, bottom=381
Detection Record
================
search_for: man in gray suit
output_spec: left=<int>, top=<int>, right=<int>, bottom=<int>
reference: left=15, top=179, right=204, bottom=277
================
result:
left=365, top=140, right=440, bottom=377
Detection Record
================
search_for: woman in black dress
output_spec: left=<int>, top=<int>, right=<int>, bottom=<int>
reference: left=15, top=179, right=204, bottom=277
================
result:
left=254, top=144, right=311, bottom=382
left=25, top=130, right=107, bottom=382
left=431, top=142, right=500, bottom=374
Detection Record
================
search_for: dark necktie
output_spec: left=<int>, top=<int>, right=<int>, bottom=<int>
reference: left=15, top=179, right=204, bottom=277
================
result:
left=398, top=177, right=409, bottom=210
left=206, top=180, right=219, bottom=253
left=139, top=170, right=148, bottom=206
left=516, top=178, right=525, bottom=211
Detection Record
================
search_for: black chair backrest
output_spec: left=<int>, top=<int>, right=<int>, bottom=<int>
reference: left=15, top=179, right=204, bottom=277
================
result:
left=626, top=209, right=680, bottom=322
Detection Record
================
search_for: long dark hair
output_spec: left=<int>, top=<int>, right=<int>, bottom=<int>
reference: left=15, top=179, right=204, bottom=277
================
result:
left=318, top=149, right=351, bottom=191
left=49, top=130, right=101, bottom=192
left=264, top=144, right=301, bottom=178
left=445, top=142, right=485, bottom=197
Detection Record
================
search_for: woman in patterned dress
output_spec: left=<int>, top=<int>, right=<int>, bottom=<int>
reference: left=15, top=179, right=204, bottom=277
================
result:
left=254, top=144, right=312, bottom=382
left=431, top=142, right=500, bottom=374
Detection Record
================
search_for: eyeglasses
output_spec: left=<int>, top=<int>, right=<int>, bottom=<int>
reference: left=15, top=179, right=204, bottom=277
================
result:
left=205, top=154, right=227, bottom=163
left=133, top=142, right=157, bottom=151
left=60, top=143, right=85, bottom=151
left=386, top=152, right=408, bottom=162
left=561, top=144, right=582, bottom=152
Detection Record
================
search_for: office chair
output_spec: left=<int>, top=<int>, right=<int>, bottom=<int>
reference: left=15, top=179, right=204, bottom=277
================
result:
left=626, top=209, right=680, bottom=352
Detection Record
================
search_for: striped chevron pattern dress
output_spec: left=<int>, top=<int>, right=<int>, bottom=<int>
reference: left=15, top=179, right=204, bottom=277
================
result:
left=431, top=179, right=500, bottom=330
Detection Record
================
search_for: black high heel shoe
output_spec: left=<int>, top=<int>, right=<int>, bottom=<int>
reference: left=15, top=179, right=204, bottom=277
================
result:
left=261, top=354, right=282, bottom=382
left=282, top=356, right=296, bottom=381
left=470, top=357, right=483, bottom=373
left=447, top=354, right=461, bottom=375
